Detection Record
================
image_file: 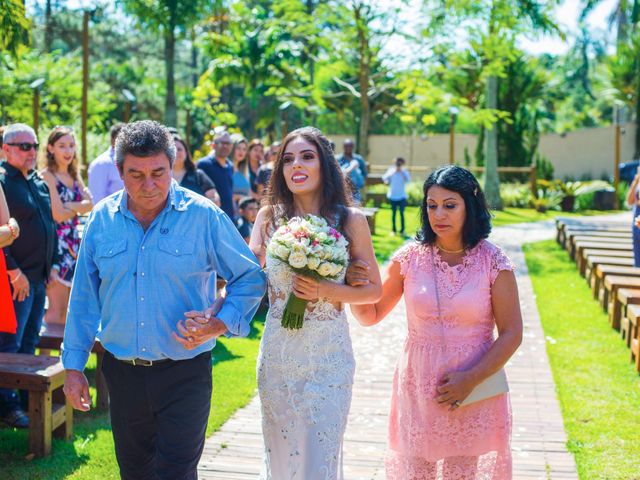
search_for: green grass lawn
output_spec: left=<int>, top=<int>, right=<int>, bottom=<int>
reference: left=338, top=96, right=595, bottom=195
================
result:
left=0, top=313, right=265, bottom=480
left=371, top=205, right=621, bottom=263
left=523, top=240, right=640, bottom=479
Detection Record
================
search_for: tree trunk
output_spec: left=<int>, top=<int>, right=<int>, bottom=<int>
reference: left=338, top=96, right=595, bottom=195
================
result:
left=354, top=2, right=370, bottom=161
left=191, top=28, right=198, bottom=88
left=44, top=0, right=52, bottom=52
left=164, top=18, right=177, bottom=127
left=484, top=75, right=503, bottom=209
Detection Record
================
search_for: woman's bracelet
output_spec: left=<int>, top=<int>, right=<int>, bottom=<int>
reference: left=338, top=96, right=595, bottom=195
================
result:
left=10, top=271, right=22, bottom=284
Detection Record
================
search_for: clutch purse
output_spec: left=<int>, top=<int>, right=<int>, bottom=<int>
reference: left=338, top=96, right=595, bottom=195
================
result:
left=460, top=368, right=509, bottom=407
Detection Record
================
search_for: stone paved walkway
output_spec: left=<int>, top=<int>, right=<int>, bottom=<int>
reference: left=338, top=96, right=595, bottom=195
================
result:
left=198, top=213, right=631, bottom=479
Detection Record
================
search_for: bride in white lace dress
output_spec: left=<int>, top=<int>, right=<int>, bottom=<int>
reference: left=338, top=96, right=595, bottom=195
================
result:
left=249, top=127, right=381, bottom=480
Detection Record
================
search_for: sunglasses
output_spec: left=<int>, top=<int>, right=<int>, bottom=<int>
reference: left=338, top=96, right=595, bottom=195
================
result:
left=6, top=142, right=39, bottom=152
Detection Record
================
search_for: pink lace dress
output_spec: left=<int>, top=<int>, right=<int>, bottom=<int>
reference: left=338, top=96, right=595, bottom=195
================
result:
left=386, top=240, right=514, bottom=480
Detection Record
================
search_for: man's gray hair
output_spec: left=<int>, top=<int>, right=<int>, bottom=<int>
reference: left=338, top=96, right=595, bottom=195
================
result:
left=3, top=123, right=37, bottom=144
left=114, top=120, right=176, bottom=170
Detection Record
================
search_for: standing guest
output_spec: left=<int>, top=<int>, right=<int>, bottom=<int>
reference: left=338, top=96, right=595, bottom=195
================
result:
left=0, top=126, right=6, bottom=162
left=40, top=126, right=94, bottom=326
left=336, top=138, right=367, bottom=203
left=349, top=165, right=522, bottom=479
left=0, top=123, right=58, bottom=429
left=231, top=135, right=251, bottom=206
left=0, top=184, right=19, bottom=335
left=172, top=135, right=220, bottom=205
left=247, top=139, right=264, bottom=196
left=62, top=120, right=266, bottom=480
left=255, top=142, right=280, bottom=200
left=197, top=130, right=235, bottom=220
left=626, top=166, right=640, bottom=266
left=235, top=196, right=258, bottom=244
left=249, top=127, right=381, bottom=479
left=382, top=157, right=411, bottom=236
left=88, top=123, right=125, bottom=203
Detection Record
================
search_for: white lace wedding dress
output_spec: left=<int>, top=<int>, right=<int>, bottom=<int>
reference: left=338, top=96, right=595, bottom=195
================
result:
left=257, top=255, right=356, bottom=480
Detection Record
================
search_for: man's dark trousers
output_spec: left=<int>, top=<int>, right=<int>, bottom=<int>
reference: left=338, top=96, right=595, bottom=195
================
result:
left=102, top=351, right=212, bottom=480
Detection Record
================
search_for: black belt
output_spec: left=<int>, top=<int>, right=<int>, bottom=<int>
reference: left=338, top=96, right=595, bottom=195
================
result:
left=108, top=352, right=173, bottom=367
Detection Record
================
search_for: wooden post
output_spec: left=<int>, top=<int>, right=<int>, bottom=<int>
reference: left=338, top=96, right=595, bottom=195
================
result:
left=449, top=120, right=455, bottom=165
left=185, top=109, right=191, bottom=148
left=32, top=89, right=40, bottom=134
left=530, top=164, right=537, bottom=197
left=124, top=102, right=131, bottom=123
left=81, top=11, right=89, bottom=166
left=614, top=124, right=621, bottom=209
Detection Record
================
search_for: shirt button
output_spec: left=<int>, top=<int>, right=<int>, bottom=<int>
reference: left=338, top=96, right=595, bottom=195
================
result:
left=140, top=322, right=144, bottom=327
left=140, top=297, right=145, bottom=302
left=142, top=348, right=146, bottom=352
left=141, top=246, right=145, bottom=251
left=141, top=272, right=145, bottom=277
left=175, top=249, right=179, bottom=253
left=108, top=250, right=112, bottom=254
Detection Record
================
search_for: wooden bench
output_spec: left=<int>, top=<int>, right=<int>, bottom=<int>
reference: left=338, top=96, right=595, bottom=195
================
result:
left=569, top=236, right=631, bottom=260
left=578, top=249, right=634, bottom=276
left=37, top=323, right=109, bottom=412
left=602, top=275, right=640, bottom=330
left=619, top=289, right=640, bottom=347
left=366, top=192, right=387, bottom=208
left=584, top=256, right=634, bottom=284
left=361, top=207, right=379, bottom=235
left=592, top=265, right=640, bottom=302
left=0, top=353, right=72, bottom=458
left=564, top=230, right=631, bottom=250
left=574, top=241, right=631, bottom=263
left=556, top=220, right=629, bottom=245
left=626, top=304, right=640, bottom=372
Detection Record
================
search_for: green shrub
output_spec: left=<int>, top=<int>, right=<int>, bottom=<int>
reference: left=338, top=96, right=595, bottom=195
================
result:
left=500, top=183, right=532, bottom=208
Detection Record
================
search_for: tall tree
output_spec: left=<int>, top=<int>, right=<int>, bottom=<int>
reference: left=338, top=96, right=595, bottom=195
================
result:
left=434, top=0, right=560, bottom=209
left=122, top=0, right=208, bottom=127
left=0, top=0, right=31, bottom=61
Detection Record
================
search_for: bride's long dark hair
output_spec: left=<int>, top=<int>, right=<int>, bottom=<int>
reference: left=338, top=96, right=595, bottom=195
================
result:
left=264, top=126, right=352, bottom=233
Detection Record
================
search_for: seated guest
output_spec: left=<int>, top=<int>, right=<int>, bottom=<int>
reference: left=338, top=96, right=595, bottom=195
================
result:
left=172, top=135, right=220, bottom=205
left=88, top=123, right=125, bottom=203
left=236, top=196, right=258, bottom=244
left=0, top=123, right=58, bottom=428
left=40, top=126, right=94, bottom=326
left=197, top=130, right=235, bottom=220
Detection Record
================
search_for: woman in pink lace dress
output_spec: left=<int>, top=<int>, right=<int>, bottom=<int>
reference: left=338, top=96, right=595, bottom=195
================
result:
left=350, top=165, right=523, bottom=479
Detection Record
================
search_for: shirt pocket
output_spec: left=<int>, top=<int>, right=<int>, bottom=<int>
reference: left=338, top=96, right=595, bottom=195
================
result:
left=95, top=239, right=128, bottom=280
left=157, top=236, right=198, bottom=277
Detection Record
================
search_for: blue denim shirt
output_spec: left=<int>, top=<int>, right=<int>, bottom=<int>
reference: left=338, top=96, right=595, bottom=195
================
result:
left=62, top=181, right=266, bottom=372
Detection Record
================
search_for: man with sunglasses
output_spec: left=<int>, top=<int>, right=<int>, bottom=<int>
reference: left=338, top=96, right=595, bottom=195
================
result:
left=0, top=123, right=58, bottom=429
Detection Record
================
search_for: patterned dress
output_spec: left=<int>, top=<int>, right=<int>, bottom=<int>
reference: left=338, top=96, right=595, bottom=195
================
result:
left=386, top=240, right=514, bottom=480
left=257, top=253, right=355, bottom=480
left=54, top=177, right=82, bottom=286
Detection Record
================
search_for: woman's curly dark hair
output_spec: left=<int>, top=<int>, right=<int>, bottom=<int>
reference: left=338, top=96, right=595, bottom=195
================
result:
left=417, top=165, right=492, bottom=248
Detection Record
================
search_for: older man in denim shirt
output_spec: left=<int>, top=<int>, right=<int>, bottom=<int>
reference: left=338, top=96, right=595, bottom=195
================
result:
left=62, top=120, right=266, bottom=480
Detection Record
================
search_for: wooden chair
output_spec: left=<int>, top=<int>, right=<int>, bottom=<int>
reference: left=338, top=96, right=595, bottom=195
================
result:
left=602, top=275, right=640, bottom=330
left=626, top=304, right=640, bottom=373
left=0, top=353, right=72, bottom=458
left=37, top=323, right=109, bottom=412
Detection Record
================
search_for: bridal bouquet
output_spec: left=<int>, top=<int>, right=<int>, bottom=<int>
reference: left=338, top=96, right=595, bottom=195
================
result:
left=267, top=215, right=349, bottom=329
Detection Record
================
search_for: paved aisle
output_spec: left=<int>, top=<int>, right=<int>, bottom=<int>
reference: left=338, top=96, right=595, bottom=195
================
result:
left=198, top=213, right=630, bottom=479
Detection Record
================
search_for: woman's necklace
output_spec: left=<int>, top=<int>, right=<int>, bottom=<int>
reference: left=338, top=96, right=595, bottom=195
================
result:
left=436, top=243, right=465, bottom=254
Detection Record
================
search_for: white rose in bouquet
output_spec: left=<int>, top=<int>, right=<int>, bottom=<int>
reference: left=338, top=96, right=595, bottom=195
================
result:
left=307, top=256, right=321, bottom=271
left=317, top=262, right=333, bottom=277
left=288, top=252, right=308, bottom=269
